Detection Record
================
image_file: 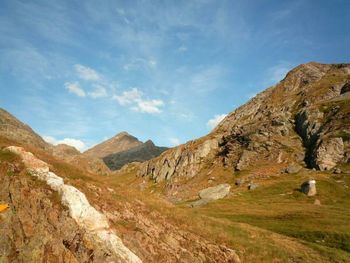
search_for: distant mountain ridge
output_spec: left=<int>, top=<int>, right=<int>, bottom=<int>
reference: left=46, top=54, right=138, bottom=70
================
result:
left=83, top=132, right=142, bottom=159
left=103, top=140, right=168, bottom=170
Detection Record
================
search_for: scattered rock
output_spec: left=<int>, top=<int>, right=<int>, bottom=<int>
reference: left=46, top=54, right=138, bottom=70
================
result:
left=285, top=164, right=302, bottom=174
left=189, top=199, right=210, bottom=208
left=235, top=178, right=244, bottom=186
left=333, top=168, right=342, bottom=174
left=199, top=184, right=231, bottom=200
left=301, top=180, right=317, bottom=196
left=248, top=183, right=259, bottom=190
left=314, top=199, right=321, bottom=205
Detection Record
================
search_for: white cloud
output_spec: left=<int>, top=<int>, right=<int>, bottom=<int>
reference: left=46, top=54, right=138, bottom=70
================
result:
left=43, top=136, right=87, bottom=152
left=74, top=64, right=100, bottom=81
left=113, top=88, right=164, bottom=114
left=206, top=114, right=227, bottom=129
left=88, top=84, right=108, bottom=98
left=123, top=58, right=157, bottom=71
left=113, top=88, right=142, bottom=105
left=169, top=137, right=180, bottom=146
left=133, top=99, right=164, bottom=114
left=65, top=82, right=86, bottom=97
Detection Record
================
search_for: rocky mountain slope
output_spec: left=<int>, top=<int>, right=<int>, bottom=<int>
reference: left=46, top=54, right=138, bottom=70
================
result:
left=0, top=137, right=241, bottom=262
left=0, top=108, right=50, bottom=150
left=103, top=140, right=168, bottom=170
left=0, top=109, right=111, bottom=176
left=139, top=63, right=350, bottom=183
left=83, top=132, right=142, bottom=159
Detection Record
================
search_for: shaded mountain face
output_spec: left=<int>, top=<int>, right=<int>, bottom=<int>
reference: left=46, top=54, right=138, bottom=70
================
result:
left=139, top=63, right=350, bottom=182
left=0, top=108, right=50, bottom=150
left=103, top=140, right=168, bottom=170
left=83, top=132, right=142, bottom=159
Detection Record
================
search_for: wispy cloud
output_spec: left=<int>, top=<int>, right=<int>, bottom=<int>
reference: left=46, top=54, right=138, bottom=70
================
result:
left=43, top=135, right=87, bottom=152
left=65, top=82, right=86, bottom=97
left=88, top=84, right=108, bottom=98
left=123, top=57, right=157, bottom=71
left=113, top=88, right=164, bottom=114
left=206, top=114, right=227, bottom=129
left=74, top=64, right=100, bottom=81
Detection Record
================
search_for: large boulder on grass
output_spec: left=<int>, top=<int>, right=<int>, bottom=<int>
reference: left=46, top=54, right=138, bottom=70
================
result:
left=199, top=184, right=231, bottom=201
left=301, top=180, right=317, bottom=196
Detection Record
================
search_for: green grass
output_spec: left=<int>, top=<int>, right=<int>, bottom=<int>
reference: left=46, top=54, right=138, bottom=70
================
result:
left=193, top=172, right=350, bottom=262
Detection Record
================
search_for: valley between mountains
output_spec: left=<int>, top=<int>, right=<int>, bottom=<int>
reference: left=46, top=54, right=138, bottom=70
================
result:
left=1, top=62, right=350, bottom=262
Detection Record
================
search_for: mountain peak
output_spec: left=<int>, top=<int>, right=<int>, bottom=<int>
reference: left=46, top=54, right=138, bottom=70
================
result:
left=83, top=131, right=142, bottom=159
left=115, top=131, right=131, bottom=137
left=144, top=139, right=155, bottom=146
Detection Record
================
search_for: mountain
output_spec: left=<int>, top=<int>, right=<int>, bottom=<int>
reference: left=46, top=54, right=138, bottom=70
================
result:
left=0, top=109, right=110, bottom=175
left=83, top=132, right=142, bottom=159
left=103, top=140, right=168, bottom=170
left=1, top=62, right=350, bottom=262
left=139, top=62, right=350, bottom=183
left=0, top=108, right=50, bottom=150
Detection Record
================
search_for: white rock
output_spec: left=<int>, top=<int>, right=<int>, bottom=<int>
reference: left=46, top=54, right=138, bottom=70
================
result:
left=6, top=146, right=141, bottom=263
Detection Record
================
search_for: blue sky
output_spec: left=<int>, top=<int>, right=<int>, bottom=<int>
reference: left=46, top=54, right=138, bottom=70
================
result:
left=1, top=0, right=349, bottom=151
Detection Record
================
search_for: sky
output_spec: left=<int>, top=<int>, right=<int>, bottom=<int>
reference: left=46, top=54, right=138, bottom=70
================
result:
left=1, top=0, right=350, bottom=151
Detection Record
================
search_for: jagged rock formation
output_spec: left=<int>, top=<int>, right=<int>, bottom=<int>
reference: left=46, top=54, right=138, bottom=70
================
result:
left=103, top=140, right=168, bottom=170
left=0, top=108, right=50, bottom=150
left=5, top=146, right=141, bottom=263
left=139, top=63, right=350, bottom=181
left=83, top=132, right=142, bottom=159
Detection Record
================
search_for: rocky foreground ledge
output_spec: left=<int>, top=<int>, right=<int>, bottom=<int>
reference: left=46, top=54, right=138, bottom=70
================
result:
left=6, top=146, right=141, bottom=263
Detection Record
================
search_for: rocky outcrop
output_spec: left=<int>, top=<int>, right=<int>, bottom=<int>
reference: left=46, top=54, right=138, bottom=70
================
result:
left=315, top=138, right=344, bottom=170
left=341, top=82, right=350, bottom=94
left=137, top=63, right=350, bottom=183
left=6, top=146, right=141, bottom=263
left=139, top=138, right=219, bottom=182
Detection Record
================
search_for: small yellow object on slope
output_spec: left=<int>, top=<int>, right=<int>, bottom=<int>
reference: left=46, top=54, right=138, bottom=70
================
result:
left=0, top=203, right=9, bottom=213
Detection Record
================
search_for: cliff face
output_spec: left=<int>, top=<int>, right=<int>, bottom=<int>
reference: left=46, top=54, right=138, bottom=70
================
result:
left=139, top=63, right=350, bottom=182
